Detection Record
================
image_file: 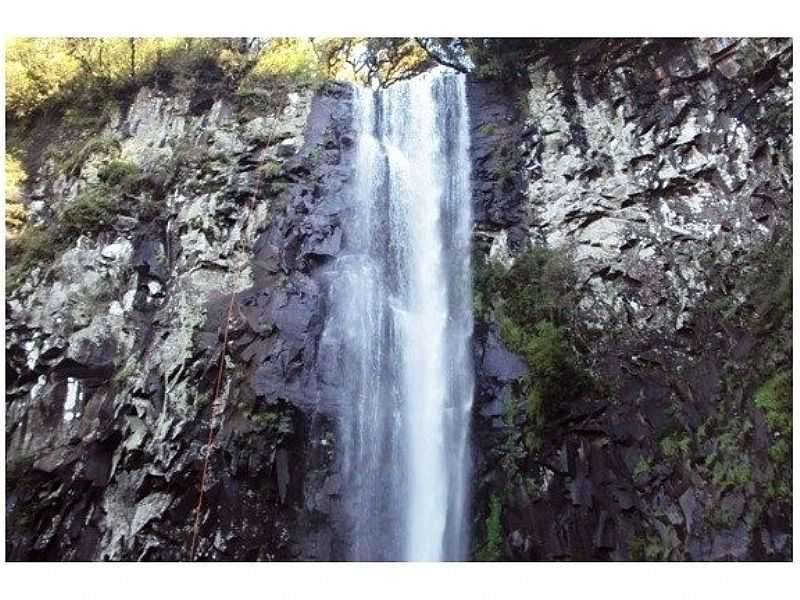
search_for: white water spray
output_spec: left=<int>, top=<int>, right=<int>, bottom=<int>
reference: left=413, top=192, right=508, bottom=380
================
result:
left=321, top=68, right=474, bottom=561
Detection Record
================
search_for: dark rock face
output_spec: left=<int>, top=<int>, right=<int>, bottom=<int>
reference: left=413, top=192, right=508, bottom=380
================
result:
left=468, top=38, right=792, bottom=561
left=6, top=81, right=356, bottom=561
left=5, top=38, right=792, bottom=562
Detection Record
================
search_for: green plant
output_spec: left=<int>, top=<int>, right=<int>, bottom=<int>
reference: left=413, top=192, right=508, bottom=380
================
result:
left=6, top=182, right=126, bottom=293
left=712, top=460, right=752, bottom=489
left=55, top=186, right=120, bottom=242
left=244, top=408, right=280, bottom=428
left=496, top=245, right=578, bottom=328
left=630, top=535, right=667, bottom=561
left=97, top=159, right=144, bottom=192
left=701, top=415, right=755, bottom=491
left=6, top=452, right=37, bottom=485
left=478, top=123, right=498, bottom=136
left=259, top=160, right=283, bottom=179
left=472, top=253, right=506, bottom=318
left=660, top=432, right=691, bottom=461
left=57, top=135, right=121, bottom=177
left=633, top=455, right=652, bottom=480
left=308, top=147, right=323, bottom=164
left=754, top=370, right=792, bottom=461
left=707, top=507, right=735, bottom=530
left=476, top=494, right=503, bottom=561
left=475, top=245, right=590, bottom=449
left=113, top=360, right=139, bottom=386
left=5, top=153, right=28, bottom=237
left=243, top=407, right=294, bottom=438
left=6, top=225, right=59, bottom=292
left=524, top=383, right=544, bottom=452
left=712, top=295, right=738, bottom=321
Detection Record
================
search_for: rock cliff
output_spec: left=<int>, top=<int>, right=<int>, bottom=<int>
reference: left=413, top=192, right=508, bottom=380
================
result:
left=5, top=37, right=792, bottom=560
left=469, top=37, right=792, bottom=560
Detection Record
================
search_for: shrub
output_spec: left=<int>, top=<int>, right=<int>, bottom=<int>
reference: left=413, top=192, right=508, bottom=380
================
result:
left=496, top=245, right=578, bottom=328
left=5, top=154, right=28, bottom=237
left=465, top=39, right=541, bottom=84
left=58, top=135, right=121, bottom=177
left=703, top=416, right=755, bottom=491
left=476, top=494, right=503, bottom=561
left=754, top=370, right=792, bottom=464
left=472, top=252, right=506, bottom=318
left=97, top=159, right=144, bottom=192
left=6, top=226, right=56, bottom=291
left=236, top=38, right=324, bottom=119
left=247, top=38, right=322, bottom=85
left=7, top=182, right=130, bottom=293
left=476, top=245, right=590, bottom=445
left=55, top=187, right=120, bottom=242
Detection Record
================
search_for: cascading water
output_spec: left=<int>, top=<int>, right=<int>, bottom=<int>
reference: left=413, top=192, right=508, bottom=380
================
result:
left=319, top=68, right=474, bottom=561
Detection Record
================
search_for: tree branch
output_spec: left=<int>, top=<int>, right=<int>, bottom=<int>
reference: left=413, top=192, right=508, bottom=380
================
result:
left=414, top=38, right=469, bottom=73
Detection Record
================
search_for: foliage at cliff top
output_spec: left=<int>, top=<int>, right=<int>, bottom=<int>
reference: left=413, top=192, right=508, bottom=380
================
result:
left=6, top=37, right=527, bottom=121
left=5, top=154, right=28, bottom=238
left=5, top=38, right=324, bottom=119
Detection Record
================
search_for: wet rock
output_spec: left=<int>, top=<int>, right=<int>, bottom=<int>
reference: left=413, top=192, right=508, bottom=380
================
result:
left=481, top=327, right=526, bottom=383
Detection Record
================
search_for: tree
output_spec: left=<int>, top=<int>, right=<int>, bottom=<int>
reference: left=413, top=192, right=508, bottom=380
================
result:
left=5, top=154, right=28, bottom=237
left=6, top=38, right=80, bottom=116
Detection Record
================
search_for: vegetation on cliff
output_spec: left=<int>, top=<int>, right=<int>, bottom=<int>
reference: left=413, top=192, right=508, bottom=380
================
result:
left=475, top=245, right=591, bottom=450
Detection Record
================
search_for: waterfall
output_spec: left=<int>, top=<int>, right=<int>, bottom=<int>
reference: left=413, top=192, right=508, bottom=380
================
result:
left=320, top=68, right=474, bottom=561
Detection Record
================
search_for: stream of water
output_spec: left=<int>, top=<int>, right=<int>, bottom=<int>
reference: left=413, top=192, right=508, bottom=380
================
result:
left=322, top=68, right=474, bottom=561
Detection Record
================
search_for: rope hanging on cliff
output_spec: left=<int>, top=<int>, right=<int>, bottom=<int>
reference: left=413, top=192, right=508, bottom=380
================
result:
left=186, top=102, right=287, bottom=561
left=187, top=292, right=236, bottom=561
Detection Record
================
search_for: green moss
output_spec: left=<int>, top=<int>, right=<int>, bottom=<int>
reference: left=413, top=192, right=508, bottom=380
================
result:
left=244, top=408, right=280, bottom=428
left=659, top=432, right=691, bottom=461
left=478, top=123, right=498, bottom=136
left=707, top=507, right=735, bottom=529
left=56, top=187, right=121, bottom=241
left=630, top=535, right=667, bottom=561
left=633, top=455, right=652, bottom=480
left=476, top=494, right=503, bottom=561
left=712, top=459, right=752, bottom=489
left=57, top=135, right=122, bottom=177
left=754, top=370, right=792, bottom=465
left=259, top=160, right=283, bottom=179
left=7, top=182, right=129, bottom=293
left=97, top=160, right=145, bottom=193
left=474, top=245, right=590, bottom=453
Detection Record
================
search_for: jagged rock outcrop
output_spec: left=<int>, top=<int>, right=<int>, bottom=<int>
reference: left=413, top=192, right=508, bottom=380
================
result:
left=469, top=37, right=792, bottom=561
left=6, top=74, right=358, bottom=560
